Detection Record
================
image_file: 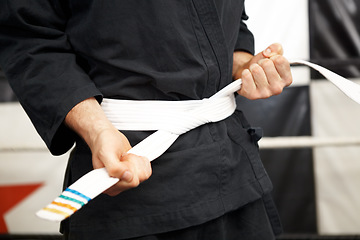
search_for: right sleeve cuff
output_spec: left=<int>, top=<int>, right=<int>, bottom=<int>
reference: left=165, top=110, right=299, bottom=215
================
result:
left=47, top=85, right=103, bottom=155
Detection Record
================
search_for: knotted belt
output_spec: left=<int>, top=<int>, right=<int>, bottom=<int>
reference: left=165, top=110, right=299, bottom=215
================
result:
left=36, top=60, right=360, bottom=222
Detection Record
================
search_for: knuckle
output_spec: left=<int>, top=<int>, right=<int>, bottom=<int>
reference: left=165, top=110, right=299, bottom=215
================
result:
left=138, top=156, right=152, bottom=180
left=272, top=55, right=287, bottom=66
left=286, top=76, right=293, bottom=85
left=147, top=167, right=153, bottom=178
left=107, top=167, right=122, bottom=178
left=258, top=89, right=272, bottom=99
left=239, top=88, right=253, bottom=100
left=141, top=169, right=152, bottom=182
left=145, top=169, right=152, bottom=180
left=271, top=85, right=283, bottom=95
left=247, top=94, right=259, bottom=101
left=121, top=153, right=132, bottom=162
left=106, top=190, right=120, bottom=197
left=248, top=91, right=265, bottom=100
left=259, top=59, right=273, bottom=69
left=130, top=178, right=140, bottom=188
left=261, top=91, right=272, bottom=99
left=273, top=43, right=284, bottom=55
left=249, top=64, right=261, bottom=75
left=96, top=149, right=107, bottom=161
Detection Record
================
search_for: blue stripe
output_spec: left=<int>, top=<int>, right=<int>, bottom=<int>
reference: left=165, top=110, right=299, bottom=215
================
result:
left=59, top=195, right=85, bottom=206
left=65, top=188, right=91, bottom=202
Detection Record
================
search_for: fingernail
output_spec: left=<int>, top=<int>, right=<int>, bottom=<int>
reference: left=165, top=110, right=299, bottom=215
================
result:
left=264, top=48, right=272, bottom=57
left=121, top=171, right=133, bottom=182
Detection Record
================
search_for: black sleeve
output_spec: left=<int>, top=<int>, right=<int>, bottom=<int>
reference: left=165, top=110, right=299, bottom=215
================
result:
left=0, top=1, right=102, bottom=155
left=234, top=6, right=255, bottom=55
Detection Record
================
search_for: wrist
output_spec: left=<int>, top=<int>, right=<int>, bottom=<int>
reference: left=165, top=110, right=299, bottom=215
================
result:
left=232, top=51, right=253, bottom=79
left=65, top=97, right=115, bottom=150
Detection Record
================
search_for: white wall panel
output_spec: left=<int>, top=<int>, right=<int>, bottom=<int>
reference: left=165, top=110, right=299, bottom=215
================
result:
left=311, top=79, right=360, bottom=234
left=245, top=0, right=310, bottom=86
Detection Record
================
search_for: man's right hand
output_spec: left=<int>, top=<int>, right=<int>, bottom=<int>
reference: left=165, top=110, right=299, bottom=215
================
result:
left=90, top=126, right=152, bottom=196
left=65, top=97, right=152, bottom=196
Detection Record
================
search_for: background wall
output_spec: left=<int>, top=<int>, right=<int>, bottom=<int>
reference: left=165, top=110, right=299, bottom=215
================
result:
left=0, top=103, right=67, bottom=234
left=244, top=0, right=360, bottom=235
left=0, top=0, right=360, bottom=237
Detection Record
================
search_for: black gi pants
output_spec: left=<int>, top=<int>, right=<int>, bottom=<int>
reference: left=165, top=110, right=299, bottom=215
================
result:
left=126, top=196, right=281, bottom=240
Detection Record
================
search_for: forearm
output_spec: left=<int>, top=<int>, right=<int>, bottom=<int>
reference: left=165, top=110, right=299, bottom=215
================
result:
left=64, top=97, right=116, bottom=150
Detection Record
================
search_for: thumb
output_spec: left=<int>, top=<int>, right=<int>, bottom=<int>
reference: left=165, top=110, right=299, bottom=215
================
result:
left=248, top=43, right=284, bottom=66
left=262, top=43, right=284, bottom=58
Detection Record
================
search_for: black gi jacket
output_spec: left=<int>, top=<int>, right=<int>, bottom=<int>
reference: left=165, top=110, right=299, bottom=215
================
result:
left=0, top=1, right=278, bottom=239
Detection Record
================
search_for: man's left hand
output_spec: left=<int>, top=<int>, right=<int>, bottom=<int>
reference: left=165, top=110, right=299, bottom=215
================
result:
left=232, top=43, right=293, bottom=100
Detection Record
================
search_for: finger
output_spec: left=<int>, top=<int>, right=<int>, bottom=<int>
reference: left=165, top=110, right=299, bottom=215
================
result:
left=102, top=161, right=134, bottom=196
left=139, top=156, right=152, bottom=182
left=258, top=58, right=284, bottom=95
left=239, top=66, right=271, bottom=100
left=262, top=43, right=284, bottom=58
left=92, top=149, right=127, bottom=178
left=122, top=154, right=152, bottom=183
left=105, top=159, right=133, bottom=182
left=238, top=68, right=256, bottom=98
left=103, top=167, right=138, bottom=196
left=104, top=175, right=137, bottom=196
left=249, top=63, right=268, bottom=89
left=270, top=55, right=293, bottom=87
left=104, top=154, right=152, bottom=196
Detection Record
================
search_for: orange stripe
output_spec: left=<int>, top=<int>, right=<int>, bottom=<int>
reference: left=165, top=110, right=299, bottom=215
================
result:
left=51, top=201, right=78, bottom=212
left=43, top=207, right=70, bottom=218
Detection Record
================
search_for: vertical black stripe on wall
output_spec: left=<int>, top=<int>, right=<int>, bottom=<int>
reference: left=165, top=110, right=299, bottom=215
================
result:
left=309, top=0, right=360, bottom=79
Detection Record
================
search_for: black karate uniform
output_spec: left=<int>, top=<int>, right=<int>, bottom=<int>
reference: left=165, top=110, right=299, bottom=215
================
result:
left=0, top=1, right=281, bottom=239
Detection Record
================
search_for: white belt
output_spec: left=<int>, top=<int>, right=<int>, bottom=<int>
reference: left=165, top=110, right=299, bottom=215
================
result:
left=36, top=60, right=360, bottom=222
left=102, top=79, right=240, bottom=161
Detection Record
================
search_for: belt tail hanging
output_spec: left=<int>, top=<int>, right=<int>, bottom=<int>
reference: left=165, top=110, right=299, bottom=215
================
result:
left=36, top=168, right=119, bottom=221
left=35, top=131, right=181, bottom=222
left=289, top=60, right=360, bottom=104
left=36, top=60, right=360, bottom=222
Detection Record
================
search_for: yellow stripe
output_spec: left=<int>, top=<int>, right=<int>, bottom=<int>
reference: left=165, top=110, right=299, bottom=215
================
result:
left=43, top=207, right=71, bottom=218
left=51, top=201, right=78, bottom=212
